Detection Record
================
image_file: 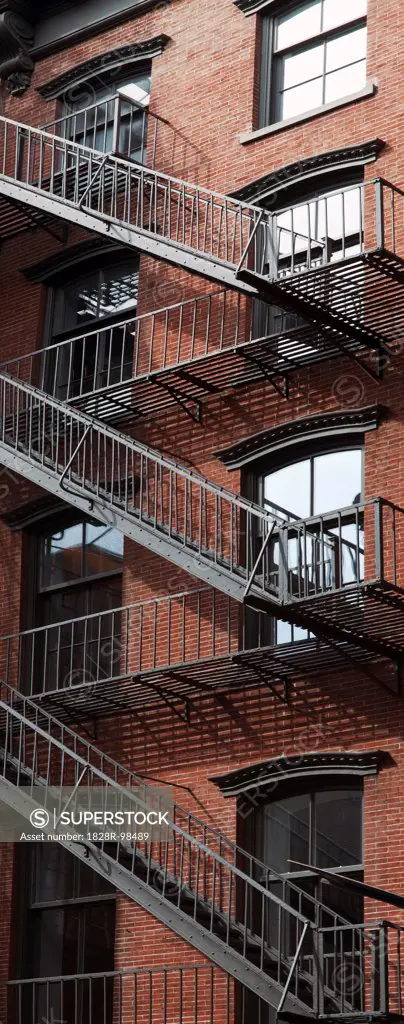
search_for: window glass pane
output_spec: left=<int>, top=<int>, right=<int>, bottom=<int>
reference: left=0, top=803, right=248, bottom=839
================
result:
left=260, top=794, right=311, bottom=873
left=82, top=903, right=116, bottom=973
left=323, top=0, right=367, bottom=31
left=313, top=450, right=362, bottom=514
left=325, top=60, right=367, bottom=103
left=276, top=0, right=321, bottom=49
left=53, top=262, right=139, bottom=336
left=97, top=264, right=139, bottom=318
left=317, top=187, right=362, bottom=241
left=314, top=789, right=362, bottom=867
left=32, top=845, right=75, bottom=903
left=40, top=524, right=84, bottom=587
left=326, top=26, right=367, bottom=73
left=281, top=76, right=323, bottom=120
left=84, top=524, right=124, bottom=576
left=282, top=44, right=324, bottom=89
left=265, top=459, right=311, bottom=519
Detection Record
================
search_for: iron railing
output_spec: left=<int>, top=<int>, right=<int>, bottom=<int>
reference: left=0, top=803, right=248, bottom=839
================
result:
left=0, top=680, right=350, bottom=936
left=0, top=115, right=271, bottom=285
left=0, top=682, right=319, bottom=1009
left=0, top=369, right=288, bottom=605
left=42, top=92, right=151, bottom=166
left=5, top=923, right=402, bottom=1023
left=0, top=289, right=312, bottom=419
left=0, top=587, right=264, bottom=699
left=0, top=116, right=402, bottom=318
left=4, top=964, right=270, bottom=1024
left=236, top=177, right=404, bottom=280
left=315, top=922, right=404, bottom=1018
left=272, top=498, right=401, bottom=602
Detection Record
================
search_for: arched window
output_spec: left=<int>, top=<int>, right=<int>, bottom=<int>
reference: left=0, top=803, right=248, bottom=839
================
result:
left=252, top=440, right=364, bottom=644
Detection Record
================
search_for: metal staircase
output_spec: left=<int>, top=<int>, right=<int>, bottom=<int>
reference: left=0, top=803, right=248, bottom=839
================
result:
left=0, top=289, right=376, bottom=426
left=0, top=368, right=285, bottom=605
left=0, top=371, right=404, bottom=659
left=0, top=116, right=403, bottom=356
left=0, top=683, right=399, bottom=1020
left=0, top=681, right=349, bottom=1016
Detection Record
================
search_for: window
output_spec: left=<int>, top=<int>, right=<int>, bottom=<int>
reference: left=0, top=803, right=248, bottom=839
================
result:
left=250, top=444, right=363, bottom=645
left=250, top=782, right=364, bottom=923
left=61, top=66, right=151, bottom=162
left=43, top=258, right=139, bottom=402
left=238, top=778, right=364, bottom=1023
left=252, top=167, right=364, bottom=356
left=16, top=846, right=115, bottom=1024
left=260, top=0, right=368, bottom=126
left=25, top=518, right=123, bottom=695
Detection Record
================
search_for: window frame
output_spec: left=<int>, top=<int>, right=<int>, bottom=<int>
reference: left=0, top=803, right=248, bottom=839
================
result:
left=259, top=0, right=368, bottom=128
left=257, top=779, right=364, bottom=884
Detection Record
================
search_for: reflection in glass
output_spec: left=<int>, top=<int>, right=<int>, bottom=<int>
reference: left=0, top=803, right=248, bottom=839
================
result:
left=277, top=0, right=321, bottom=49
left=273, top=1, right=367, bottom=123
left=64, top=71, right=151, bottom=163
left=264, top=449, right=363, bottom=644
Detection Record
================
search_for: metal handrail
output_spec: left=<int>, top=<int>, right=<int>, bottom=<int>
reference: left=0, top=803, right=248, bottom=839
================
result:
left=5, top=963, right=269, bottom=1024
left=0, top=369, right=290, bottom=607
left=0, top=683, right=320, bottom=1008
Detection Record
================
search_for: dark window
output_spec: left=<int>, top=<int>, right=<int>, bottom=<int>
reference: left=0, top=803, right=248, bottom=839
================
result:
left=239, top=781, right=364, bottom=1023
left=60, top=67, right=151, bottom=162
left=260, top=0, right=367, bottom=127
left=25, top=518, right=123, bottom=695
left=43, top=258, right=139, bottom=402
left=16, top=846, right=115, bottom=1024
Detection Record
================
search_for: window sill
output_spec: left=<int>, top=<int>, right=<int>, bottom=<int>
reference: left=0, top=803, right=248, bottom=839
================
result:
left=240, top=80, right=377, bottom=145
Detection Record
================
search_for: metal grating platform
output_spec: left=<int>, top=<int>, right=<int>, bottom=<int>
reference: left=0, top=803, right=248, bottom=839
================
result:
left=20, top=637, right=382, bottom=723
left=280, top=581, right=404, bottom=658
left=272, top=251, right=404, bottom=351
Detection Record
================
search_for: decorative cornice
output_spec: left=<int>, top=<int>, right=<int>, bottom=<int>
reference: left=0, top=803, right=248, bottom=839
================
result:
left=215, top=406, right=381, bottom=470
left=210, top=751, right=387, bottom=798
left=0, top=9, right=34, bottom=94
left=231, top=139, right=385, bottom=205
left=37, top=34, right=170, bottom=99
left=22, top=238, right=130, bottom=283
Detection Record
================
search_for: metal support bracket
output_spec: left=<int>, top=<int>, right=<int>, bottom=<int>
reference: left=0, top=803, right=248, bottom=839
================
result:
left=134, top=675, right=191, bottom=723
left=241, top=348, right=289, bottom=398
left=154, top=377, right=202, bottom=423
left=234, top=653, right=290, bottom=704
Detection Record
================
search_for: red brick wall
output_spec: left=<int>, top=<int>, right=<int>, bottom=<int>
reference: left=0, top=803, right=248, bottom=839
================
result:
left=0, top=0, right=403, bottom=1011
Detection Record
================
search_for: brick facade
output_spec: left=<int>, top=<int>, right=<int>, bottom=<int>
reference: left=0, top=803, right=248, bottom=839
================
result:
left=0, top=0, right=403, bottom=1019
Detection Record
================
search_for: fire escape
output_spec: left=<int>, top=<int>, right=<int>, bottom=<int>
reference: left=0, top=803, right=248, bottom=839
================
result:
left=0, top=97, right=403, bottom=1021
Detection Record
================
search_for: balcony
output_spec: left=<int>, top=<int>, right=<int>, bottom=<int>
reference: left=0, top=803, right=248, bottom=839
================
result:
left=263, top=497, right=404, bottom=660
left=237, top=178, right=404, bottom=354
left=0, top=289, right=377, bottom=427
left=4, top=922, right=404, bottom=1024
left=0, top=586, right=386, bottom=723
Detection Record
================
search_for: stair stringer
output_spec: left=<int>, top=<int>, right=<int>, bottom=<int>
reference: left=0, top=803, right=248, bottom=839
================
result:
left=0, top=773, right=311, bottom=1016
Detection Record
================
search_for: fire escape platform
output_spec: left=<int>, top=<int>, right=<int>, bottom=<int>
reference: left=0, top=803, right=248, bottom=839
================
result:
left=16, top=638, right=379, bottom=724
left=238, top=249, right=404, bottom=350
left=278, top=580, right=404, bottom=658
left=68, top=321, right=370, bottom=427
